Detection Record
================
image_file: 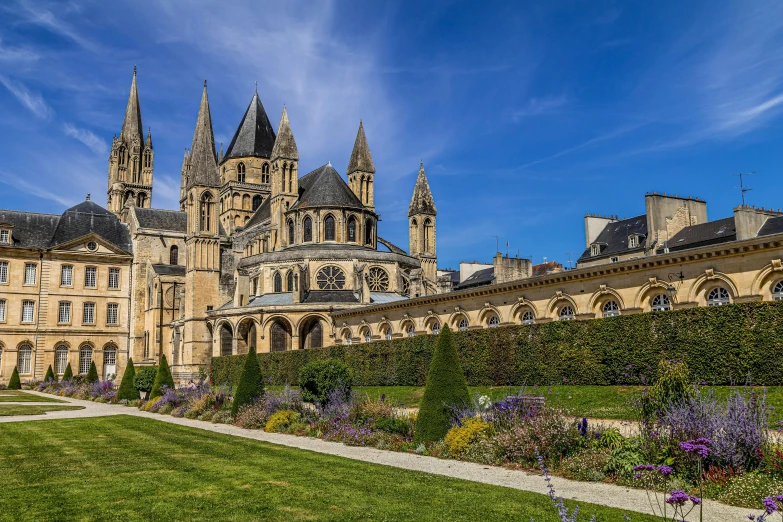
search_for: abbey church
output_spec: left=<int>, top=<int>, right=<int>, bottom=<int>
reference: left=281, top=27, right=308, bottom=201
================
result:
left=2, top=68, right=783, bottom=384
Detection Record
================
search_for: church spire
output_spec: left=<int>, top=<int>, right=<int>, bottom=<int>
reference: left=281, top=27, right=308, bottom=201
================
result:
left=120, top=66, right=143, bottom=144
left=186, top=80, right=219, bottom=188
left=270, top=106, right=298, bottom=161
left=145, top=127, right=153, bottom=149
left=347, top=120, right=375, bottom=175
left=408, top=161, right=437, bottom=217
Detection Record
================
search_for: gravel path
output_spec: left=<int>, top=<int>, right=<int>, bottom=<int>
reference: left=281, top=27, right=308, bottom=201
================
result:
left=2, top=390, right=753, bottom=520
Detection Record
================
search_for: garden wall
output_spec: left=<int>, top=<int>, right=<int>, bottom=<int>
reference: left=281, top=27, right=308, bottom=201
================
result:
left=210, top=301, right=783, bottom=387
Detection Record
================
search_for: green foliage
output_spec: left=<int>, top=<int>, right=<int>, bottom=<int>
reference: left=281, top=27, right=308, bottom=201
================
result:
left=116, top=358, right=138, bottom=401
left=8, top=367, right=21, bottom=390
left=86, top=361, right=99, bottom=383
left=231, top=346, right=264, bottom=415
left=62, top=362, right=73, bottom=382
left=444, top=418, right=491, bottom=458
left=597, top=428, right=624, bottom=450
left=134, top=366, right=157, bottom=400
left=211, top=302, right=783, bottom=387
left=374, top=416, right=412, bottom=436
left=150, top=355, right=175, bottom=399
left=414, top=325, right=470, bottom=443
left=604, top=438, right=646, bottom=478
left=298, top=359, right=352, bottom=404
left=641, top=360, right=693, bottom=420
left=264, top=410, right=300, bottom=432
left=44, top=365, right=56, bottom=383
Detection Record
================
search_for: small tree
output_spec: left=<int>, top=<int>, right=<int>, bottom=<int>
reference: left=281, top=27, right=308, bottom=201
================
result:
left=86, top=361, right=99, bottom=383
left=62, top=362, right=74, bottom=382
left=8, top=366, right=21, bottom=390
left=116, top=358, right=138, bottom=401
left=44, top=365, right=56, bottom=383
left=298, top=359, right=352, bottom=404
left=641, top=360, right=693, bottom=420
left=150, top=354, right=175, bottom=399
left=231, top=346, right=264, bottom=414
left=414, top=324, right=470, bottom=444
left=134, top=366, right=157, bottom=400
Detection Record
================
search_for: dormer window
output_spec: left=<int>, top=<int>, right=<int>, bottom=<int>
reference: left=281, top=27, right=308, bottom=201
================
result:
left=628, top=235, right=639, bottom=248
left=0, top=230, right=8, bottom=244
left=590, top=243, right=600, bottom=256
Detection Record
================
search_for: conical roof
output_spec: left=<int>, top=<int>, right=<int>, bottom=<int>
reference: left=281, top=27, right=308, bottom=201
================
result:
left=270, top=106, right=298, bottom=161
left=186, top=81, right=219, bottom=188
left=120, top=66, right=143, bottom=144
left=291, top=164, right=364, bottom=210
left=145, top=127, right=153, bottom=149
left=347, top=121, right=375, bottom=175
left=408, top=162, right=437, bottom=216
left=224, top=92, right=276, bottom=161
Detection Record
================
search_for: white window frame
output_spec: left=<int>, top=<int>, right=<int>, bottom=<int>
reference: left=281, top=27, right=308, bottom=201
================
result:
left=431, top=322, right=440, bottom=335
left=651, top=294, right=671, bottom=311
left=0, top=299, right=5, bottom=322
left=706, top=287, right=730, bottom=306
left=18, top=344, right=32, bottom=374
left=85, top=266, right=97, bottom=288
left=21, top=300, right=35, bottom=323
left=590, top=244, right=600, bottom=256
left=0, top=230, right=8, bottom=244
left=521, top=310, right=535, bottom=324
left=106, top=303, right=119, bottom=325
left=79, top=346, right=92, bottom=375
left=58, top=301, right=71, bottom=324
left=364, top=331, right=371, bottom=343
left=384, top=328, right=392, bottom=341
left=61, top=265, right=73, bottom=287
left=344, top=333, right=352, bottom=345
left=458, top=318, right=469, bottom=331
left=628, top=235, right=638, bottom=248
left=559, top=305, right=575, bottom=321
left=406, top=324, right=416, bottom=337
left=55, top=345, right=68, bottom=374
left=602, top=300, right=620, bottom=318
left=108, top=267, right=120, bottom=289
left=0, top=261, right=7, bottom=284
left=487, top=315, right=500, bottom=328
left=773, top=281, right=783, bottom=301
left=83, top=302, right=95, bottom=325
left=24, top=263, right=36, bottom=285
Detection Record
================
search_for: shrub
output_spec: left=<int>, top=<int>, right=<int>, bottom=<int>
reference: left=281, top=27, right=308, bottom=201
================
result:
left=414, top=325, right=470, bottom=443
left=86, top=361, right=99, bottom=384
left=558, top=448, right=611, bottom=482
left=444, top=418, right=491, bottom=458
left=641, top=360, right=692, bottom=420
left=491, top=406, right=579, bottom=465
left=134, top=366, right=157, bottom=400
left=265, top=410, right=300, bottom=433
left=116, top=358, right=138, bottom=401
left=62, top=362, right=73, bottom=382
left=150, top=355, right=175, bottom=399
left=231, top=346, right=264, bottom=415
left=374, top=416, right=412, bottom=436
left=8, top=367, right=21, bottom=390
left=44, top=365, right=56, bottom=383
left=298, top=359, right=352, bottom=405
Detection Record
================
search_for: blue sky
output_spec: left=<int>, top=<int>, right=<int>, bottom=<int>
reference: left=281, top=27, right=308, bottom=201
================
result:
left=2, top=1, right=783, bottom=269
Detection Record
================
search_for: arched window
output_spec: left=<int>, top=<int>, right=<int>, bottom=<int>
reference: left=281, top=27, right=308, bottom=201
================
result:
left=382, top=326, right=392, bottom=340
left=261, top=162, right=270, bottom=183
left=79, top=345, right=92, bottom=375
left=347, top=217, right=356, bottom=242
left=344, top=331, right=353, bottom=345
left=237, top=162, right=246, bottom=183
left=559, top=305, right=575, bottom=321
left=367, top=267, right=389, bottom=292
left=220, top=324, right=233, bottom=356
left=252, top=195, right=262, bottom=211
left=431, top=322, right=440, bottom=335
left=302, top=320, right=322, bottom=349
left=423, top=218, right=433, bottom=252
left=287, top=271, right=294, bottom=292
left=118, top=146, right=127, bottom=166
left=363, top=329, right=371, bottom=343
left=200, top=193, right=213, bottom=232
left=406, top=324, right=416, bottom=337
left=271, top=321, right=290, bottom=352
left=103, top=345, right=117, bottom=378
left=521, top=310, right=535, bottom=325
left=602, top=300, right=619, bottom=318
left=458, top=318, right=469, bottom=331
left=651, top=294, right=670, bottom=311
left=169, top=245, right=178, bottom=265
left=316, top=266, right=346, bottom=290
left=773, top=281, right=783, bottom=300
left=18, top=344, right=32, bottom=374
left=707, top=287, right=730, bottom=306
left=303, top=217, right=312, bottom=242
left=137, top=193, right=146, bottom=207
left=273, top=272, right=282, bottom=293
left=365, top=218, right=374, bottom=244
left=281, top=164, right=287, bottom=192
left=324, top=215, right=336, bottom=241
left=55, top=345, right=68, bottom=374
left=288, top=220, right=295, bottom=244
left=487, top=314, right=500, bottom=328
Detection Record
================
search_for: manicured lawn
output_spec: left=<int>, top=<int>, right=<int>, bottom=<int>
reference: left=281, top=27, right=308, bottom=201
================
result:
left=0, top=415, right=660, bottom=522
left=0, top=404, right=84, bottom=416
left=0, top=391, right=65, bottom=403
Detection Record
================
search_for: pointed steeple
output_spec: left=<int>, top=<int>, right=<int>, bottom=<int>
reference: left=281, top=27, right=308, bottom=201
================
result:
left=120, top=66, right=143, bottom=144
left=186, top=80, right=219, bottom=188
left=270, top=106, right=298, bottom=161
left=224, top=91, right=276, bottom=161
left=347, top=120, right=375, bottom=175
left=408, top=161, right=437, bottom=217
left=145, top=127, right=153, bottom=149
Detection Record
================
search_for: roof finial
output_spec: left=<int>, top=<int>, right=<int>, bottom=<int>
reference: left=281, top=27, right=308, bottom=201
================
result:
left=204, top=78, right=207, bottom=87
left=255, top=80, right=258, bottom=93
left=328, top=160, right=331, bottom=166
left=86, top=193, right=90, bottom=201
left=133, top=65, right=136, bottom=76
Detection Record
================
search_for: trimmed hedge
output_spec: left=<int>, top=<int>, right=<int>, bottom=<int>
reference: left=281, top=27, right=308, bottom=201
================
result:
left=210, top=301, right=783, bottom=387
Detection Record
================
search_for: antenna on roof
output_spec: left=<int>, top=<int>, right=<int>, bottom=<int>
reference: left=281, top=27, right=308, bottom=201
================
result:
left=492, top=235, right=499, bottom=253
left=565, top=252, right=573, bottom=270
left=733, top=172, right=754, bottom=206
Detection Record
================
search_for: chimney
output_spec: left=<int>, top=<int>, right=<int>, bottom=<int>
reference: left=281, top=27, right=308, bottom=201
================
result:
left=584, top=214, right=617, bottom=248
left=493, top=252, right=532, bottom=284
left=734, top=206, right=781, bottom=240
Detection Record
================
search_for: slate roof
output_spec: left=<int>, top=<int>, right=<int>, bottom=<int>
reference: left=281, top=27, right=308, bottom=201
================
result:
left=134, top=208, right=187, bottom=232
left=248, top=293, right=293, bottom=305
left=291, top=164, right=365, bottom=210
left=50, top=201, right=132, bottom=252
left=370, top=292, right=408, bottom=304
left=244, top=197, right=272, bottom=228
left=455, top=267, right=495, bottom=289
left=408, top=162, right=436, bottom=217
left=758, top=215, right=783, bottom=237
left=0, top=210, right=60, bottom=249
left=185, top=81, right=220, bottom=188
left=347, top=121, right=375, bottom=175
left=304, top=290, right=359, bottom=303
left=577, top=214, right=647, bottom=263
left=223, top=92, right=276, bottom=161
left=665, top=217, right=736, bottom=252
left=270, top=106, right=298, bottom=161
left=151, top=264, right=186, bottom=277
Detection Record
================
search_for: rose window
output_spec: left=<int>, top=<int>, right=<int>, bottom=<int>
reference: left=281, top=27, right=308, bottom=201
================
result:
left=316, top=266, right=346, bottom=290
left=367, top=267, right=389, bottom=292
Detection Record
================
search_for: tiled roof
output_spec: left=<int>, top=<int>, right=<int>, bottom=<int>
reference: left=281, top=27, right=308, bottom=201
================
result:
left=223, top=92, right=276, bottom=161
left=291, top=164, right=364, bottom=210
left=577, top=214, right=647, bottom=263
left=665, top=217, right=736, bottom=252
left=370, top=292, right=408, bottom=304
left=758, top=215, right=783, bottom=237
left=304, top=290, right=359, bottom=303
left=532, top=261, right=562, bottom=276
left=0, top=210, right=60, bottom=249
left=50, top=201, right=132, bottom=252
left=248, top=293, right=293, bottom=305
left=134, top=208, right=187, bottom=232
left=244, top=197, right=271, bottom=228
left=455, top=267, right=495, bottom=289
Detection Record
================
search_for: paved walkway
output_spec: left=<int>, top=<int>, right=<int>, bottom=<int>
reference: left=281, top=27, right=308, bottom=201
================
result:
left=1, top=390, right=753, bottom=520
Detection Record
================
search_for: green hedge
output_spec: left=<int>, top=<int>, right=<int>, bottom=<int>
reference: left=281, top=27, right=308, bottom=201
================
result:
left=210, top=301, right=783, bottom=387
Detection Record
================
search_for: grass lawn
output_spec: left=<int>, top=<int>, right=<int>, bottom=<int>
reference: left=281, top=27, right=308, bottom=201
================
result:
left=0, top=391, right=65, bottom=403
left=0, top=415, right=661, bottom=522
left=0, top=404, right=84, bottom=416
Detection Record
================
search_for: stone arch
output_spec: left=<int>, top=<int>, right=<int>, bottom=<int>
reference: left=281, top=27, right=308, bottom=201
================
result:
left=423, top=314, right=441, bottom=332
left=242, top=194, right=251, bottom=210
left=358, top=324, right=373, bottom=343
left=339, top=326, right=354, bottom=344
left=298, top=314, right=327, bottom=349
left=688, top=270, right=739, bottom=305
left=478, top=304, right=502, bottom=325
left=587, top=286, right=626, bottom=315
left=218, top=322, right=234, bottom=356
left=510, top=298, right=539, bottom=322
left=399, top=318, right=416, bottom=337
left=751, top=259, right=783, bottom=297
left=634, top=278, right=674, bottom=311
left=269, top=318, right=292, bottom=352
left=448, top=310, right=470, bottom=330
left=378, top=319, right=393, bottom=340
left=546, top=293, right=579, bottom=318
left=236, top=316, right=258, bottom=354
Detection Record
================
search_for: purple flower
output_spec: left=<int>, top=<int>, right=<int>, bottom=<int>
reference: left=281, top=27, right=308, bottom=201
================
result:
left=657, top=465, right=674, bottom=477
left=632, top=464, right=655, bottom=471
left=689, top=495, right=702, bottom=505
left=763, top=497, right=779, bottom=514
left=680, top=439, right=711, bottom=458
left=666, top=490, right=690, bottom=506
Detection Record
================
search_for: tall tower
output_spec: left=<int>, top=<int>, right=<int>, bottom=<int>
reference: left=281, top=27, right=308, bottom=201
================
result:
left=347, top=121, right=376, bottom=210
left=269, top=107, right=299, bottom=247
left=108, top=66, right=154, bottom=215
left=408, top=161, right=438, bottom=290
left=181, top=80, right=222, bottom=368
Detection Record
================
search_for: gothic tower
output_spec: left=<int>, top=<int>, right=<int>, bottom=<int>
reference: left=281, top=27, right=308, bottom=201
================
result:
left=409, top=161, right=438, bottom=293
left=181, top=80, right=222, bottom=367
left=269, top=107, right=299, bottom=247
left=108, top=66, right=154, bottom=215
left=347, top=121, right=376, bottom=211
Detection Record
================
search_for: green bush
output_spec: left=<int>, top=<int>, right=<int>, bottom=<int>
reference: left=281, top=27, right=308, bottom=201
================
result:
left=117, top=358, right=138, bottom=401
left=641, top=359, right=693, bottom=419
left=62, top=362, right=73, bottom=382
left=414, top=325, right=470, bottom=443
left=44, top=365, right=56, bottom=383
left=86, top=361, right=99, bottom=383
left=211, top=302, right=783, bottom=387
left=231, top=346, right=264, bottom=415
left=150, top=355, right=175, bottom=399
left=298, top=359, right=352, bottom=404
left=8, top=367, right=21, bottom=390
left=134, top=366, right=157, bottom=400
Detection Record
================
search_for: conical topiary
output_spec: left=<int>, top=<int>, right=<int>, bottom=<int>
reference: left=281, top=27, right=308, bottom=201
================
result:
left=414, top=324, right=470, bottom=443
left=44, top=365, right=56, bottom=383
left=62, top=362, right=73, bottom=382
left=150, top=354, right=175, bottom=399
left=231, top=345, right=264, bottom=414
left=116, top=358, right=138, bottom=401
left=8, top=366, right=22, bottom=389
left=86, top=360, right=99, bottom=383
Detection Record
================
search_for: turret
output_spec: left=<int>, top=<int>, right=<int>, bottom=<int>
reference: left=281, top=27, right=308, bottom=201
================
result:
left=269, top=106, right=299, bottom=246
left=408, top=161, right=438, bottom=293
left=347, top=121, right=376, bottom=210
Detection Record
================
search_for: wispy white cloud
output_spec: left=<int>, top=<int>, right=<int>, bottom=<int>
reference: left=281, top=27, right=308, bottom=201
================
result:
left=0, top=172, right=74, bottom=207
left=0, top=75, right=52, bottom=119
left=0, top=38, right=39, bottom=63
left=513, top=95, right=570, bottom=121
left=13, top=1, right=98, bottom=52
left=63, top=123, right=107, bottom=155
